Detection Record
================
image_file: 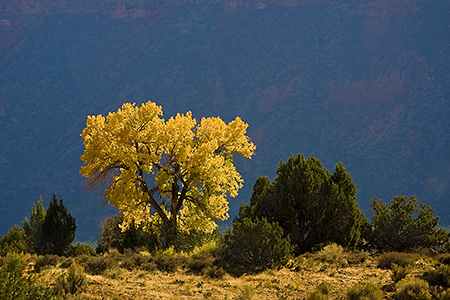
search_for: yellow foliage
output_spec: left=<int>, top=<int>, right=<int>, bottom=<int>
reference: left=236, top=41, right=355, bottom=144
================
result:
left=80, top=101, right=255, bottom=234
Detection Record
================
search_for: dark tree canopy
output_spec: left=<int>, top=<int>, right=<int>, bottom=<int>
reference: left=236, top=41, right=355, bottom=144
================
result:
left=23, top=194, right=76, bottom=255
left=0, top=225, right=30, bottom=256
left=222, top=215, right=292, bottom=275
left=369, top=196, right=449, bottom=252
left=247, top=154, right=362, bottom=254
left=42, top=194, right=76, bottom=255
left=23, top=196, right=46, bottom=254
left=96, top=215, right=157, bottom=254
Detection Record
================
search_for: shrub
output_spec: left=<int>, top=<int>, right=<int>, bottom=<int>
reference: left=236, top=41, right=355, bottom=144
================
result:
left=434, top=288, right=450, bottom=300
left=141, top=260, right=158, bottom=272
left=221, top=217, right=292, bottom=275
left=186, top=253, right=214, bottom=275
left=347, top=282, right=383, bottom=300
left=119, top=255, right=138, bottom=271
left=60, top=257, right=74, bottom=269
left=316, top=243, right=347, bottom=266
left=186, top=242, right=219, bottom=275
left=237, top=285, right=255, bottom=300
left=307, top=281, right=330, bottom=300
left=370, top=196, right=449, bottom=252
left=129, top=252, right=156, bottom=271
left=174, top=230, right=222, bottom=254
left=0, top=254, right=52, bottom=300
left=395, top=278, right=432, bottom=300
left=439, top=254, right=450, bottom=265
left=97, top=215, right=160, bottom=254
left=391, top=264, right=409, bottom=283
left=288, top=255, right=317, bottom=271
left=307, top=291, right=327, bottom=300
left=55, top=260, right=86, bottom=295
left=377, top=252, right=418, bottom=269
left=103, top=268, right=123, bottom=280
left=345, top=251, right=369, bottom=265
left=79, top=255, right=115, bottom=275
left=423, top=265, right=450, bottom=288
left=203, top=265, right=226, bottom=279
left=155, top=255, right=185, bottom=273
left=67, top=242, right=96, bottom=257
left=34, top=254, right=61, bottom=273
left=316, top=281, right=331, bottom=295
left=0, top=225, right=31, bottom=256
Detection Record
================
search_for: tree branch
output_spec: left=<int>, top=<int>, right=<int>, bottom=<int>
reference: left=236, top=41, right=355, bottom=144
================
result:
left=137, top=177, right=169, bottom=223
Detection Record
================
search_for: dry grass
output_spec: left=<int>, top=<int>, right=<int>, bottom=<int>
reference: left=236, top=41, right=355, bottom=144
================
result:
left=33, top=253, right=409, bottom=300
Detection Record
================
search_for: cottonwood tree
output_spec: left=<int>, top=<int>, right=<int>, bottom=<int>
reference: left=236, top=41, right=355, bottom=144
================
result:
left=80, top=101, right=255, bottom=245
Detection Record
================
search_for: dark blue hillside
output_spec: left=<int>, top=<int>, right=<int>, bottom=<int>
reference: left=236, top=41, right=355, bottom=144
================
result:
left=0, top=0, right=449, bottom=241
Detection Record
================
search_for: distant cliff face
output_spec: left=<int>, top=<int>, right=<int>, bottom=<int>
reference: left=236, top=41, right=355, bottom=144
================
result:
left=1, top=0, right=449, bottom=241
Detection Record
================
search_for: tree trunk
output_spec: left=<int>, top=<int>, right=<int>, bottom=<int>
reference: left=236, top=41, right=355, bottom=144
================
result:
left=160, top=218, right=178, bottom=248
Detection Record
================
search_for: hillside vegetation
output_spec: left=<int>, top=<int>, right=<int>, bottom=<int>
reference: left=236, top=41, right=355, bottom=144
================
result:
left=3, top=246, right=450, bottom=299
left=1, top=153, right=450, bottom=299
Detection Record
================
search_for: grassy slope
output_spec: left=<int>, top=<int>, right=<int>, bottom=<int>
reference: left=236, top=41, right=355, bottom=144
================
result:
left=34, top=252, right=437, bottom=300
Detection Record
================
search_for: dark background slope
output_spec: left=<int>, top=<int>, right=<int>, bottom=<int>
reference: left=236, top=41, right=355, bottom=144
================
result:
left=1, top=0, right=449, bottom=241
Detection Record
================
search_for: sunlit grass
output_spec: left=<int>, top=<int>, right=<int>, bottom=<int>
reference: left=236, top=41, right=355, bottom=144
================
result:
left=14, top=249, right=441, bottom=299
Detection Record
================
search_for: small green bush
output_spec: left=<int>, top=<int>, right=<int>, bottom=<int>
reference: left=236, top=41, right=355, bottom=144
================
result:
left=221, top=217, right=292, bottom=275
left=140, top=260, right=158, bottom=272
left=174, top=229, right=221, bottom=254
left=439, top=254, right=450, bottom=265
left=203, top=265, right=226, bottom=279
left=347, top=282, right=383, bottom=300
left=185, top=241, right=222, bottom=277
left=288, top=255, right=317, bottom=271
left=60, top=257, right=74, bottom=269
left=0, top=225, right=31, bottom=256
left=391, top=264, right=409, bottom=283
left=345, top=252, right=369, bottom=265
left=120, top=257, right=137, bottom=271
left=423, top=265, right=450, bottom=288
left=307, top=281, right=330, bottom=300
left=237, top=285, right=255, bottom=300
left=369, top=196, right=449, bottom=252
left=67, top=242, right=96, bottom=257
left=377, top=252, right=418, bottom=269
left=434, top=288, right=450, bottom=300
left=316, top=281, right=331, bottom=295
left=0, top=254, right=52, bottom=300
left=395, top=278, right=432, bottom=300
left=103, top=268, right=123, bottom=280
left=186, top=253, right=214, bottom=275
left=125, top=252, right=156, bottom=271
left=316, top=243, right=348, bottom=266
left=40, top=194, right=77, bottom=256
left=55, top=259, right=86, bottom=295
left=96, top=215, right=158, bottom=254
left=307, top=291, right=327, bottom=300
left=79, top=255, right=115, bottom=275
left=34, top=254, right=60, bottom=272
left=155, top=254, right=185, bottom=273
